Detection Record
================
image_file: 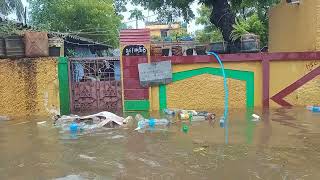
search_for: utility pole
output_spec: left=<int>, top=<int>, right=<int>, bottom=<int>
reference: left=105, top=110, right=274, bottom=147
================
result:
left=24, top=7, right=27, bottom=25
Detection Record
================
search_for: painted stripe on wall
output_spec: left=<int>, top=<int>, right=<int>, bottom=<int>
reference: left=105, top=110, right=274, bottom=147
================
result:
left=124, top=100, right=150, bottom=111
left=58, top=57, right=70, bottom=115
left=159, top=67, right=254, bottom=111
left=271, top=66, right=320, bottom=106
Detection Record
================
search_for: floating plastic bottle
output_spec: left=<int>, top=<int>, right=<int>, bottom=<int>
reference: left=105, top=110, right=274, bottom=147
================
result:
left=179, top=112, right=193, bottom=120
left=219, top=117, right=225, bottom=128
left=148, top=118, right=156, bottom=128
left=182, top=123, right=189, bottom=133
left=135, top=118, right=170, bottom=130
left=191, top=116, right=206, bottom=122
left=307, top=106, right=320, bottom=112
left=69, top=122, right=78, bottom=133
left=163, top=109, right=176, bottom=115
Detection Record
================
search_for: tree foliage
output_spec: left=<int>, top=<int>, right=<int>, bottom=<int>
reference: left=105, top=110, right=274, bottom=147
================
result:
left=195, top=5, right=223, bottom=43
left=0, top=21, right=25, bottom=37
left=129, top=8, right=144, bottom=29
left=230, top=14, right=265, bottom=42
left=114, top=0, right=127, bottom=15
left=0, top=0, right=25, bottom=21
left=129, top=0, right=280, bottom=51
left=194, top=1, right=278, bottom=46
left=131, top=0, right=195, bottom=22
left=29, top=0, right=121, bottom=47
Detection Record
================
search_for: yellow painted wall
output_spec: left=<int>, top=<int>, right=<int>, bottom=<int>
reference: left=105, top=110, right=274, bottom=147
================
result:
left=269, top=0, right=320, bottom=52
left=166, top=74, right=246, bottom=110
left=269, top=60, right=320, bottom=107
left=150, top=61, right=263, bottom=111
left=0, top=58, right=60, bottom=118
left=146, top=24, right=181, bottom=37
left=149, top=59, right=319, bottom=111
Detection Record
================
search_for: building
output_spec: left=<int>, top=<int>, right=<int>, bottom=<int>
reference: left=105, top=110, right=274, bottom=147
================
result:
left=145, top=21, right=185, bottom=39
left=269, top=0, right=320, bottom=52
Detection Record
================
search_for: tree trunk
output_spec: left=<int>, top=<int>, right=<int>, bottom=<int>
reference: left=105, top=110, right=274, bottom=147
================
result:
left=208, top=0, right=240, bottom=53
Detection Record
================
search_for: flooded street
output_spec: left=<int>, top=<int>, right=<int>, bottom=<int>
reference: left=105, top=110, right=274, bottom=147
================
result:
left=0, top=108, right=319, bottom=180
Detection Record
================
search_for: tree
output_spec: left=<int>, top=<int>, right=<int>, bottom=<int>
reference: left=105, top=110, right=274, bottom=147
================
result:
left=29, top=0, right=121, bottom=47
left=0, top=0, right=25, bottom=21
left=130, top=0, right=280, bottom=52
left=114, top=0, right=127, bottom=15
left=195, top=5, right=223, bottom=43
left=230, top=14, right=266, bottom=44
left=129, top=8, right=144, bottom=29
left=155, top=5, right=181, bottom=24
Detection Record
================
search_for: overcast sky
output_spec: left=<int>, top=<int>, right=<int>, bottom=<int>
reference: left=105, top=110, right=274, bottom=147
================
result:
left=122, top=1, right=203, bottom=33
left=10, top=0, right=203, bottom=33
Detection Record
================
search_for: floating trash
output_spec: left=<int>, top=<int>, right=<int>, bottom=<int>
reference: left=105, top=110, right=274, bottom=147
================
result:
left=135, top=117, right=170, bottom=131
left=163, top=108, right=176, bottom=115
left=182, top=123, right=189, bottom=133
left=0, top=116, right=9, bottom=121
left=219, top=117, right=225, bottom=128
left=55, top=111, right=127, bottom=134
left=79, top=154, right=96, bottom=161
left=307, top=106, right=320, bottom=113
left=252, top=114, right=261, bottom=122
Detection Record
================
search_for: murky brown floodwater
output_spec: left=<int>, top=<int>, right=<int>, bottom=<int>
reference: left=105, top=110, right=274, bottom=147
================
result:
left=0, top=107, right=319, bottom=180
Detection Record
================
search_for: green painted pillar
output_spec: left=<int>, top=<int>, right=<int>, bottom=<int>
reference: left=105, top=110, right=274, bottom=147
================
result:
left=58, top=57, right=70, bottom=115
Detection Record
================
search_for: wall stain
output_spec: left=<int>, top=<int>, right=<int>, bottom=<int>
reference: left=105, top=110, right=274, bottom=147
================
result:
left=0, top=58, right=59, bottom=118
left=17, top=59, right=38, bottom=114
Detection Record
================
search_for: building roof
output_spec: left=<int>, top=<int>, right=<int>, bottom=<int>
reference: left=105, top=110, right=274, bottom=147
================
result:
left=49, top=32, right=112, bottom=49
left=145, top=21, right=180, bottom=26
left=0, top=16, right=34, bottom=33
left=0, top=17, right=112, bottom=49
left=120, top=29, right=151, bottom=45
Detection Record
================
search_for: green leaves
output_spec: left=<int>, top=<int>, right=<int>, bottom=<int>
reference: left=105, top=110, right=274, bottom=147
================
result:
left=29, top=0, right=121, bottom=47
left=0, top=0, right=24, bottom=21
left=129, top=8, right=144, bottom=29
left=0, top=21, right=24, bottom=37
left=131, top=0, right=195, bottom=22
left=129, top=8, right=144, bottom=21
left=230, top=14, right=266, bottom=44
left=195, top=5, right=223, bottom=43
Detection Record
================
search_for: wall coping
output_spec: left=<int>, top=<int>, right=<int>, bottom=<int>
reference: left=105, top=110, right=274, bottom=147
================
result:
left=151, top=51, right=320, bottom=64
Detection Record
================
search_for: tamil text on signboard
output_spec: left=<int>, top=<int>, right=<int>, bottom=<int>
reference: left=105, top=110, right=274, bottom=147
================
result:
left=138, top=61, right=172, bottom=87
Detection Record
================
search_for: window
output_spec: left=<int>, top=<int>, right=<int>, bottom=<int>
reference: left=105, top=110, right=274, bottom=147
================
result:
left=161, top=30, right=168, bottom=38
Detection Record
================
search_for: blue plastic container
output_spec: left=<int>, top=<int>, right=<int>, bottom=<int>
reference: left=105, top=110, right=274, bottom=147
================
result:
left=220, top=117, right=225, bottom=128
left=69, top=122, right=78, bottom=133
left=307, top=106, right=320, bottom=113
left=148, top=118, right=156, bottom=128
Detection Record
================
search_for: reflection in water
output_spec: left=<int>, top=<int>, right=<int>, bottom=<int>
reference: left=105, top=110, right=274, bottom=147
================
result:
left=0, top=108, right=319, bottom=179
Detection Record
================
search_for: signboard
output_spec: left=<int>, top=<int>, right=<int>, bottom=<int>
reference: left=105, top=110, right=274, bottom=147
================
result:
left=138, top=61, right=172, bottom=87
left=122, top=45, right=147, bottom=56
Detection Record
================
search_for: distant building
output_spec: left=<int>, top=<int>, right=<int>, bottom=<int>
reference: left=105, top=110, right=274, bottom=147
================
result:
left=49, top=32, right=113, bottom=58
left=145, top=22, right=184, bottom=39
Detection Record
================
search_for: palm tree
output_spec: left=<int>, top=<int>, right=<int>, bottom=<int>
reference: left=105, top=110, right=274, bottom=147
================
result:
left=0, top=0, right=24, bottom=21
left=129, top=8, right=144, bottom=29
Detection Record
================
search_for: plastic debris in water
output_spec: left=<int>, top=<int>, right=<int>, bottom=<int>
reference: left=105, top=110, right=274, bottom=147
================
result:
left=37, top=121, right=47, bottom=125
left=307, top=106, right=320, bottom=113
left=252, top=114, right=261, bottom=121
left=135, top=118, right=170, bottom=131
left=79, top=154, right=96, bottom=161
left=148, top=118, right=156, bottom=128
left=123, top=116, right=133, bottom=124
left=219, top=117, right=225, bottom=128
left=0, top=116, right=9, bottom=121
left=163, top=108, right=175, bottom=115
left=252, top=114, right=260, bottom=119
left=182, top=123, right=189, bottom=133
left=69, top=122, right=78, bottom=133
